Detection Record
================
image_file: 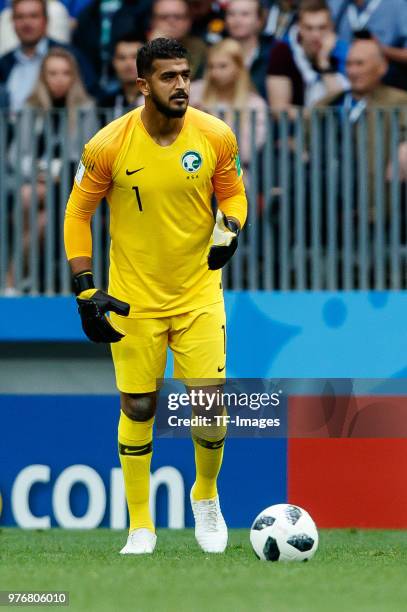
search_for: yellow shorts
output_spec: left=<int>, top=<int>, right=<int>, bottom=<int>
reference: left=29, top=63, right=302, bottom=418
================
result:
left=110, top=301, right=226, bottom=393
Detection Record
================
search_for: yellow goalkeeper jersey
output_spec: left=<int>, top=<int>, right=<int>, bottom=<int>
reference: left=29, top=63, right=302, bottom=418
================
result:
left=64, top=105, right=247, bottom=318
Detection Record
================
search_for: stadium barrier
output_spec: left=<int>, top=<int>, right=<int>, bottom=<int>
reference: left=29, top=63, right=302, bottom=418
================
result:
left=1, top=106, right=407, bottom=294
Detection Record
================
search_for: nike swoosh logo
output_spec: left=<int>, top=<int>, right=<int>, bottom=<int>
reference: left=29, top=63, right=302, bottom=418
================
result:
left=217, top=365, right=225, bottom=372
left=126, top=167, right=144, bottom=175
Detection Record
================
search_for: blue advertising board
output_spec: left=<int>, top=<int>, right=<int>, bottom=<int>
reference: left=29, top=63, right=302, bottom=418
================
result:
left=0, top=395, right=287, bottom=528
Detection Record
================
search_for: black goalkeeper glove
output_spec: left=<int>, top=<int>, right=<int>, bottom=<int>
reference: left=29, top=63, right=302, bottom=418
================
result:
left=73, top=272, right=130, bottom=343
left=208, top=210, right=240, bottom=270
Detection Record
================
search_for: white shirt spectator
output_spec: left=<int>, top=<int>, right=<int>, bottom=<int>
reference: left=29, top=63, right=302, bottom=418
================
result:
left=0, top=0, right=71, bottom=56
left=6, top=37, right=49, bottom=110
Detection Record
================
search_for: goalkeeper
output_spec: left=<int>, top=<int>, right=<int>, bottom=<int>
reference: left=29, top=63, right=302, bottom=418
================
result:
left=64, top=38, right=247, bottom=555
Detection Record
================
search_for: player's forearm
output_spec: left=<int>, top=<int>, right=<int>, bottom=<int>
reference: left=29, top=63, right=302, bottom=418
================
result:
left=64, top=192, right=97, bottom=261
left=69, top=256, right=93, bottom=276
left=64, top=214, right=93, bottom=261
left=218, top=194, right=248, bottom=229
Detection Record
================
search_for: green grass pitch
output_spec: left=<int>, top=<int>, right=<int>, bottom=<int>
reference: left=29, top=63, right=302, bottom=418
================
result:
left=1, top=529, right=407, bottom=612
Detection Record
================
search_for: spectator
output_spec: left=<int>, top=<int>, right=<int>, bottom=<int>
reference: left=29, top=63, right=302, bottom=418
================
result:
left=189, top=38, right=267, bottom=174
left=187, top=0, right=225, bottom=45
left=264, top=0, right=298, bottom=39
left=317, top=38, right=407, bottom=184
left=0, top=0, right=71, bottom=56
left=149, top=0, right=207, bottom=80
left=98, top=33, right=144, bottom=116
left=0, top=0, right=97, bottom=110
left=315, top=38, right=407, bottom=275
left=266, top=0, right=349, bottom=111
left=225, top=0, right=275, bottom=100
left=72, top=0, right=151, bottom=89
left=6, top=47, right=95, bottom=291
left=328, top=0, right=407, bottom=90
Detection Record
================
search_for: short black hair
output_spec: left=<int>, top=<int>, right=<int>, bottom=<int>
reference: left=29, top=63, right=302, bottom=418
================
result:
left=113, top=31, right=146, bottom=55
left=136, top=38, right=188, bottom=78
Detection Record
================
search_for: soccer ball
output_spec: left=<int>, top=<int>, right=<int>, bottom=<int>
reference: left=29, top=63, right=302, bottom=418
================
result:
left=250, top=504, right=319, bottom=562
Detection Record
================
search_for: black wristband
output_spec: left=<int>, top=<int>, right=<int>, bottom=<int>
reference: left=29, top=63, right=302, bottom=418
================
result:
left=226, top=219, right=240, bottom=237
left=73, top=271, right=95, bottom=296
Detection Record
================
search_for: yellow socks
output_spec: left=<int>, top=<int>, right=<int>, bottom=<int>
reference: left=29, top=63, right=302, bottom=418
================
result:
left=191, top=412, right=227, bottom=501
left=118, top=410, right=155, bottom=533
left=119, top=406, right=226, bottom=523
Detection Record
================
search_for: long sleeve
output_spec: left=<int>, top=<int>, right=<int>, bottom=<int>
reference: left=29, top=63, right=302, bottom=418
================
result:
left=212, top=125, right=248, bottom=227
left=64, top=135, right=113, bottom=260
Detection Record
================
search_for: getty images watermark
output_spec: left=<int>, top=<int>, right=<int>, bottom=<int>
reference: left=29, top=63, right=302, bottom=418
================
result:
left=155, top=378, right=407, bottom=439
left=156, top=379, right=285, bottom=438
left=167, top=388, right=281, bottom=429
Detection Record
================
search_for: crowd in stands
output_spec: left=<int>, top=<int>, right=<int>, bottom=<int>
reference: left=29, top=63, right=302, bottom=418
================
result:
left=1, top=0, right=407, bottom=113
left=2, top=0, right=407, bottom=292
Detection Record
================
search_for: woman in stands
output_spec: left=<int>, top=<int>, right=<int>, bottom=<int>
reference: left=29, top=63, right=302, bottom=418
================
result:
left=189, top=38, right=267, bottom=179
left=6, top=47, right=95, bottom=293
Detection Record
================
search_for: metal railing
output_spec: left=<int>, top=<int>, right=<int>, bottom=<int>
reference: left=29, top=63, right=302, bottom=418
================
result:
left=1, top=106, right=407, bottom=294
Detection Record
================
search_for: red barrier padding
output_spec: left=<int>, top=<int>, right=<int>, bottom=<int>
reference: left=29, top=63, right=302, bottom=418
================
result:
left=288, top=438, right=407, bottom=528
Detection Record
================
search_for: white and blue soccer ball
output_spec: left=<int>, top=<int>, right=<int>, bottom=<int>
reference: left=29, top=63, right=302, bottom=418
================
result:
left=250, top=504, right=319, bottom=562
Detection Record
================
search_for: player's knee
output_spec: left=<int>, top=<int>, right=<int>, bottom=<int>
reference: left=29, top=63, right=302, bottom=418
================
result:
left=121, top=392, right=157, bottom=421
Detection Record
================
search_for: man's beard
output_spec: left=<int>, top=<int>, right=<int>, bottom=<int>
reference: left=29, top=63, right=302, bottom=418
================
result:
left=150, top=91, right=188, bottom=118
